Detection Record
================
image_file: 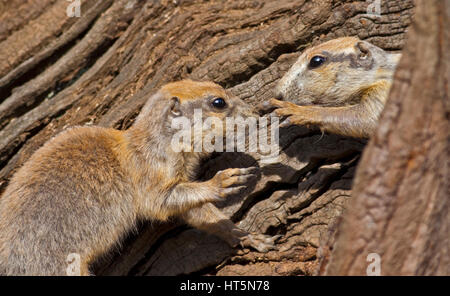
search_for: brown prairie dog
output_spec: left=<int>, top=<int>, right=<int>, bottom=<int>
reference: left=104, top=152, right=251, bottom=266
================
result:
left=262, top=37, right=401, bottom=138
left=0, top=80, right=278, bottom=276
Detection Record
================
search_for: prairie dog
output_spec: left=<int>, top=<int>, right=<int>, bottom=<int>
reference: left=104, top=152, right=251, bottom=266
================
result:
left=262, top=37, right=401, bottom=138
left=0, top=80, right=277, bottom=276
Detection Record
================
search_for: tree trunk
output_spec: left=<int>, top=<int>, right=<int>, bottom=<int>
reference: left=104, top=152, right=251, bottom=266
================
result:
left=323, top=0, right=449, bottom=276
left=0, top=0, right=416, bottom=275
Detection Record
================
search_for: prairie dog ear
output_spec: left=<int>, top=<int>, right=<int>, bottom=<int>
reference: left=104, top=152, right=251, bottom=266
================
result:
left=355, top=41, right=372, bottom=60
left=168, top=96, right=182, bottom=117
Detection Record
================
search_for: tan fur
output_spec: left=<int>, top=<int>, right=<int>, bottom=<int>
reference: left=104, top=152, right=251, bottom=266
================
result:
left=266, top=37, right=401, bottom=138
left=0, top=80, right=277, bottom=276
left=160, top=80, right=227, bottom=102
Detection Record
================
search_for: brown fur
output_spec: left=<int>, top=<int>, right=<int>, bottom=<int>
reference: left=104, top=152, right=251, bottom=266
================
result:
left=264, top=37, right=401, bottom=138
left=0, top=80, right=277, bottom=275
left=160, top=80, right=228, bottom=102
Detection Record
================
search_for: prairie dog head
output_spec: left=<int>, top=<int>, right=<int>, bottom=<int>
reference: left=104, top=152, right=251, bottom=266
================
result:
left=134, top=79, right=256, bottom=154
left=276, top=37, right=401, bottom=106
left=159, top=79, right=255, bottom=121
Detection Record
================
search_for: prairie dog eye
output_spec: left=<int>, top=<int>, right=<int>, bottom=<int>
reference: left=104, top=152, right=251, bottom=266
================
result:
left=309, top=56, right=327, bottom=69
left=211, top=97, right=227, bottom=109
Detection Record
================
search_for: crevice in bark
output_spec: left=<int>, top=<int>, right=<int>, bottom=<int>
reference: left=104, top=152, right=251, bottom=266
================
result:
left=0, top=35, right=119, bottom=166
left=0, top=1, right=113, bottom=103
left=0, top=107, right=68, bottom=170
left=231, top=160, right=323, bottom=223
left=127, top=224, right=188, bottom=276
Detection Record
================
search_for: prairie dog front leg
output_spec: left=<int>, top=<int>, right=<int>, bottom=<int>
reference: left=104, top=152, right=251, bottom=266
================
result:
left=183, top=204, right=280, bottom=253
left=266, top=97, right=382, bottom=138
left=263, top=37, right=400, bottom=138
left=182, top=167, right=280, bottom=252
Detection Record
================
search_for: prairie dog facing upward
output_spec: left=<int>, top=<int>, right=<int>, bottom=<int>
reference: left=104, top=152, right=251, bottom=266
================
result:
left=262, top=37, right=401, bottom=138
left=0, top=80, right=278, bottom=276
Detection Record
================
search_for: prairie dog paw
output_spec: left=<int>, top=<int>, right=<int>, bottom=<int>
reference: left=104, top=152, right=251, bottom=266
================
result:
left=259, top=98, right=296, bottom=113
left=210, top=167, right=258, bottom=198
left=240, top=233, right=281, bottom=253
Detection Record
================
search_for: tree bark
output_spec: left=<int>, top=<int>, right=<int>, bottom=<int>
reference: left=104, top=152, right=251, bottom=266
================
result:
left=324, top=0, right=449, bottom=276
left=0, top=0, right=417, bottom=275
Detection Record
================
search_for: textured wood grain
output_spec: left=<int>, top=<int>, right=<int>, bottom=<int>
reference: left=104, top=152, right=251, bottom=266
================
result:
left=0, top=0, right=416, bottom=275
